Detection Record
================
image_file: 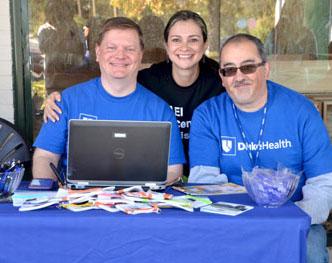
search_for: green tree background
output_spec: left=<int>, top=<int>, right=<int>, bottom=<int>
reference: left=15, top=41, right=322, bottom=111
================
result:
left=29, top=0, right=277, bottom=57
left=29, top=0, right=330, bottom=57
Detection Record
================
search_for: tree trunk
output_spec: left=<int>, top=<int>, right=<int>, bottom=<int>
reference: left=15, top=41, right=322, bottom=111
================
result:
left=76, top=0, right=81, bottom=17
left=207, top=0, right=220, bottom=60
left=91, top=0, right=96, bottom=16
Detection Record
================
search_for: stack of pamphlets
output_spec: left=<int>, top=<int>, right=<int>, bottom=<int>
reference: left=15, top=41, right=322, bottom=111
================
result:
left=12, top=190, right=58, bottom=208
left=173, top=183, right=246, bottom=196
left=12, top=186, right=212, bottom=214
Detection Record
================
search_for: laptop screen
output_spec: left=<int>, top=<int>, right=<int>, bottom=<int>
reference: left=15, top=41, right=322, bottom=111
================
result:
left=66, top=120, right=171, bottom=188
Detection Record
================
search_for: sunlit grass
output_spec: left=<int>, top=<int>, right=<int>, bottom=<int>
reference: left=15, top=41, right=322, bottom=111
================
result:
left=32, top=79, right=46, bottom=109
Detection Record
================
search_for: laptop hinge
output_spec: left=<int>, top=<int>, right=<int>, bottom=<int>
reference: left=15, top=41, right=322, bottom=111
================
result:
left=144, top=183, right=165, bottom=191
left=68, top=181, right=89, bottom=190
left=144, top=183, right=158, bottom=187
left=76, top=182, right=89, bottom=186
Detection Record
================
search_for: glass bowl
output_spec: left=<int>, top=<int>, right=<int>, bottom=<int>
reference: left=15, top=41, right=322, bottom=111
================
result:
left=0, top=167, right=25, bottom=198
left=242, top=167, right=300, bottom=208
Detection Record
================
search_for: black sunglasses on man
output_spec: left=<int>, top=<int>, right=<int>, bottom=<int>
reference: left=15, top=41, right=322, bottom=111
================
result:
left=219, top=61, right=266, bottom=77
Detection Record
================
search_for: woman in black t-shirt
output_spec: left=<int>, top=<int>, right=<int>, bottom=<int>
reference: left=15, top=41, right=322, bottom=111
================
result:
left=138, top=11, right=225, bottom=175
left=43, top=10, right=225, bottom=176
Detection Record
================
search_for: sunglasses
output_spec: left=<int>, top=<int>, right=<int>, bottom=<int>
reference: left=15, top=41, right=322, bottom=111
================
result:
left=219, top=61, right=266, bottom=77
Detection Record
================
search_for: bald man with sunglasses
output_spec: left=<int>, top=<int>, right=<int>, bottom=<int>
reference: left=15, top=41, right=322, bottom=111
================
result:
left=189, top=33, right=332, bottom=263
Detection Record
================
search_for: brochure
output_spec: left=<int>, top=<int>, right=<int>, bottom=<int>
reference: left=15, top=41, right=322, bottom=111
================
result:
left=61, top=202, right=99, bottom=212
left=200, top=201, right=253, bottom=216
left=173, top=183, right=246, bottom=196
left=12, top=190, right=57, bottom=207
left=19, top=197, right=60, bottom=212
left=172, top=195, right=212, bottom=209
left=115, top=203, right=160, bottom=215
left=95, top=203, right=119, bottom=213
left=155, top=199, right=194, bottom=212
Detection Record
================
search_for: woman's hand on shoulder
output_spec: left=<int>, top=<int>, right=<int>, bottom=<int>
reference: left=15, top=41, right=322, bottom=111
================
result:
left=43, top=91, right=62, bottom=123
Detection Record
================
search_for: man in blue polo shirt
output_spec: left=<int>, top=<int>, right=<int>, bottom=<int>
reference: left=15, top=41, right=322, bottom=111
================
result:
left=189, top=33, right=332, bottom=263
left=33, top=17, right=185, bottom=184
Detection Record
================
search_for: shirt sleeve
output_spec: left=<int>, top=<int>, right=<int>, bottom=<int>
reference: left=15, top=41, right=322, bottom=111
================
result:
left=189, top=165, right=228, bottom=184
left=33, top=98, right=68, bottom=154
left=189, top=104, right=220, bottom=168
left=295, top=172, right=332, bottom=224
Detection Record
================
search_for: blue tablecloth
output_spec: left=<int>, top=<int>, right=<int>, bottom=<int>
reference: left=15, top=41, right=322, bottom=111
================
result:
left=0, top=187, right=310, bottom=263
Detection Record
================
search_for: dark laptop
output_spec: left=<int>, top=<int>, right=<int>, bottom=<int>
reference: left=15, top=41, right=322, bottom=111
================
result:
left=66, top=120, right=171, bottom=189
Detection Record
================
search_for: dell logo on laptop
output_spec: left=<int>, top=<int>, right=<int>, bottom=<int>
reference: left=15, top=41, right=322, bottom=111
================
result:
left=113, top=148, right=125, bottom=159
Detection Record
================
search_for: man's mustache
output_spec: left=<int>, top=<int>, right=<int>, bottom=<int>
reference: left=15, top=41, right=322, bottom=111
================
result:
left=233, top=79, right=252, bottom=88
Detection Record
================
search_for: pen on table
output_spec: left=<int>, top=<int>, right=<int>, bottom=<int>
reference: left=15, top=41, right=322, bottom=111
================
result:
left=49, top=162, right=65, bottom=186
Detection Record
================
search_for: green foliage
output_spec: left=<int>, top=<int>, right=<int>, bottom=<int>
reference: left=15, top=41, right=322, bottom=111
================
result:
left=32, top=80, right=46, bottom=99
left=220, top=0, right=275, bottom=41
left=29, top=0, right=276, bottom=42
left=304, top=0, right=330, bottom=57
left=250, top=15, right=275, bottom=42
left=27, top=0, right=277, bottom=100
left=74, top=15, right=86, bottom=28
left=29, top=0, right=46, bottom=37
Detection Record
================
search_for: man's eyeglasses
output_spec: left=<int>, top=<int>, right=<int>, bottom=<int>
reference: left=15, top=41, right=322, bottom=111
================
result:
left=219, top=61, right=266, bottom=77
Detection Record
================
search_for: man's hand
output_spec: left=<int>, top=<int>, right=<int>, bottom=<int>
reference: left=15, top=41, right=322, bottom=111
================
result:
left=166, top=164, right=183, bottom=186
left=43, top=92, right=62, bottom=123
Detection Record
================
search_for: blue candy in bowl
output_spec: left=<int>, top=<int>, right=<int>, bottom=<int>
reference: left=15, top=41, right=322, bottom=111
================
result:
left=242, top=166, right=300, bottom=208
left=0, top=165, right=25, bottom=198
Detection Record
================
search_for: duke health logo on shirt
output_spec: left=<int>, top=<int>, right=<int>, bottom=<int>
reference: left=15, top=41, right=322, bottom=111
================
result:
left=79, top=113, right=97, bottom=120
left=221, top=135, right=292, bottom=157
left=221, top=136, right=236, bottom=156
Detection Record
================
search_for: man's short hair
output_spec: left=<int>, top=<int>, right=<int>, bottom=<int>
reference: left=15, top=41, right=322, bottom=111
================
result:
left=96, top=17, right=144, bottom=50
left=220, top=33, right=267, bottom=63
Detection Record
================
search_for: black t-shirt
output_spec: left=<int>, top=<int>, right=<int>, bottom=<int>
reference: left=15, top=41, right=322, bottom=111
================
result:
left=138, top=58, right=225, bottom=175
